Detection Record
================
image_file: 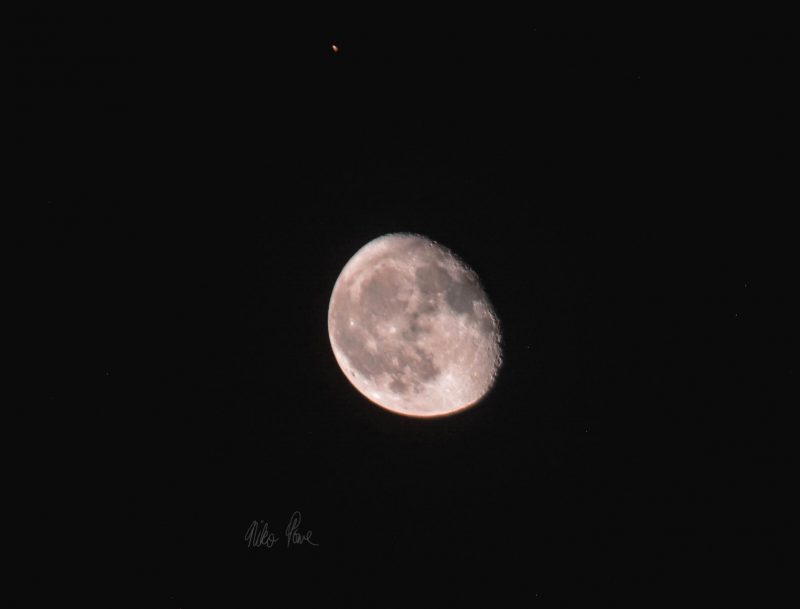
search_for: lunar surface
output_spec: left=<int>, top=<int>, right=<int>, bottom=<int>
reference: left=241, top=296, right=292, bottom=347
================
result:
left=328, top=233, right=502, bottom=417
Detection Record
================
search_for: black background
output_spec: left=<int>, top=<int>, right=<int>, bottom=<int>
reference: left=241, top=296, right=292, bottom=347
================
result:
left=17, top=10, right=791, bottom=605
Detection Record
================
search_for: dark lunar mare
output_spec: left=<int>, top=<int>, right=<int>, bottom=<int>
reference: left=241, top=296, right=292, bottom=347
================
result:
left=331, top=262, right=442, bottom=394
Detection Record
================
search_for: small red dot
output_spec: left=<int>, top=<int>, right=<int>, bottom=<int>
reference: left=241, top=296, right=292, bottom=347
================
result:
left=331, top=44, right=339, bottom=53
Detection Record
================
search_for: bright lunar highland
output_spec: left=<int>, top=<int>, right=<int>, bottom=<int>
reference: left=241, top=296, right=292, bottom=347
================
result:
left=328, top=233, right=502, bottom=417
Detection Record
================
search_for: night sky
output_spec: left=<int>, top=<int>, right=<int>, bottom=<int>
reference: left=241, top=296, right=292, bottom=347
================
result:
left=19, top=11, right=790, bottom=605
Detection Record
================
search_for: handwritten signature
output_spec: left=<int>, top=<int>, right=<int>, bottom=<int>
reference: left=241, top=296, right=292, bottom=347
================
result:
left=245, top=511, right=318, bottom=548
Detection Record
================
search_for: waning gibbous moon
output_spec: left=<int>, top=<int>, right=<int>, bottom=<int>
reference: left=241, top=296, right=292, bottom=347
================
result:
left=328, top=233, right=502, bottom=418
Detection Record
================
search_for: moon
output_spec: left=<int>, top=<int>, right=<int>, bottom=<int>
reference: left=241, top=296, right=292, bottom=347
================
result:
left=328, top=233, right=502, bottom=417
